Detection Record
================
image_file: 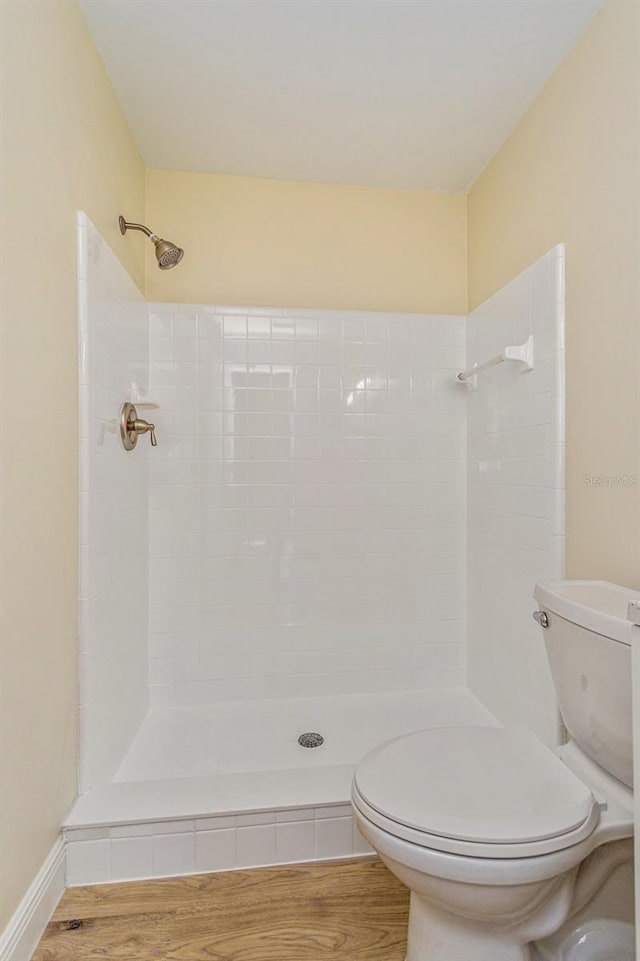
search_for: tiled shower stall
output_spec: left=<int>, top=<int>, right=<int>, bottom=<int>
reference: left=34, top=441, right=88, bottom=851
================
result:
left=68, top=213, right=565, bottom=884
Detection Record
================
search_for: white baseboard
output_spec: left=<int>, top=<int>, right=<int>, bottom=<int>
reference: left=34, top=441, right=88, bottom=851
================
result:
left=0, top=837, right=66, bottom=961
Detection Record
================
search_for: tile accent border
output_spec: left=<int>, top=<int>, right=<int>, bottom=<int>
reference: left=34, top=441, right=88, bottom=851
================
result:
left=0, top=837, right=66, bottom=961
left=64, top=804, right=373, bottom=886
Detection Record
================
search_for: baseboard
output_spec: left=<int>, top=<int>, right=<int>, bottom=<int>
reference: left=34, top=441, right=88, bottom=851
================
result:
left=0, top=837, right=66, bottom=961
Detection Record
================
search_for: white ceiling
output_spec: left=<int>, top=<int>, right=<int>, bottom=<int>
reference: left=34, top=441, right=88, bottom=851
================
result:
left=80, top=0, right=603, bottom=191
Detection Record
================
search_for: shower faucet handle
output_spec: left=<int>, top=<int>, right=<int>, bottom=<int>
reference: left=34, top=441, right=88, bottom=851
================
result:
left=120, top=402, right=158, bottom=450
left=132, top=418, right=157, bottom=447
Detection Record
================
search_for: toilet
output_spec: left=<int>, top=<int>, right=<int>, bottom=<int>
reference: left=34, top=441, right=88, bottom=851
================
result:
left=351, top=581, right=637, bottom=961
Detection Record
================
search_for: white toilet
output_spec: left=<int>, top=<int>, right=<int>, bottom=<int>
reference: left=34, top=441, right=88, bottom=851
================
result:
left=351, top=581, right=637, bottom=961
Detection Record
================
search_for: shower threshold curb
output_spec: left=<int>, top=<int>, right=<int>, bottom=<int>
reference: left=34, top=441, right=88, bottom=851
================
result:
left=65, top=763, right=356, bottom=830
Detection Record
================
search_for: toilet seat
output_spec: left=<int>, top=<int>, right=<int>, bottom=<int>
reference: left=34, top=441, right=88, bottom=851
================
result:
left=353, top=727, right=601, bottom=859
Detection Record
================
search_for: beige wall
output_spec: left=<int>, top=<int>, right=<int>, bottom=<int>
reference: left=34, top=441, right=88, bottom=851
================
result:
left=145, top=170, right=467, bottom=314
left=0, top=1, right=145, bottom=928
left=468, top=0, right=640, bottom=590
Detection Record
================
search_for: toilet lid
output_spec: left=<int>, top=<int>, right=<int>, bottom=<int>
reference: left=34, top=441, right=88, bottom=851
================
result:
left=354, top=727, right=596, bottom=847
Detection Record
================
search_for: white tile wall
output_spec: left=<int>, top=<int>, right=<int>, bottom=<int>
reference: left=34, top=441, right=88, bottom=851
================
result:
left=64, top=806, right=374, bottom=885
left=466, top=245, right=565, bottom=745
left=147, top=306, right=466, bottom=705
left=78, top=213, right=149, bottom=791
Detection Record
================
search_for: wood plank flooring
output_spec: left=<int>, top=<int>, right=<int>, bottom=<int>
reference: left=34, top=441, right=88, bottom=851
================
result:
left=33, top=857, right=409, bottom=960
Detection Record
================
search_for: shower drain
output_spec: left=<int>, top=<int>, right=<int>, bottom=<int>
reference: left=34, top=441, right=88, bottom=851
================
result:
left=298, top=732, right=324, bottom=748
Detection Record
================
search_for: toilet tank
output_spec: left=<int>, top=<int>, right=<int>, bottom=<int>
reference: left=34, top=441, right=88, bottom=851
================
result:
left=533, top=580, right=640, bottom=789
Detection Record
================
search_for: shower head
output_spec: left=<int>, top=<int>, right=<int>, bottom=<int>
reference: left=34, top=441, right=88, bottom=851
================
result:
left=119, top=216, right=184, bottom=270
left=153, top=238, right=184, bottom=270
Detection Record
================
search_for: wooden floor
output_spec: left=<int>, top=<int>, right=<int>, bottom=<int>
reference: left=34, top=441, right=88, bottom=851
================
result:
left=33, top=857, right=409, bottom=961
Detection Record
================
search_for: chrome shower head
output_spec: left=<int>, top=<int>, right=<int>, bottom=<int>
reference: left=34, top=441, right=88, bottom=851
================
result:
left=119, top=216, right=184, bottom=270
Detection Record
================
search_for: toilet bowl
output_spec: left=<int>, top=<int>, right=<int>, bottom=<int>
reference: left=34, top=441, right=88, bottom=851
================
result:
left=351, top=581, right=637, bottom=961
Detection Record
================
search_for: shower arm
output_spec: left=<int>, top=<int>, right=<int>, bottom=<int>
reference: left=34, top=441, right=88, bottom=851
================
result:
left=119, top=217, right=156, bottom=240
